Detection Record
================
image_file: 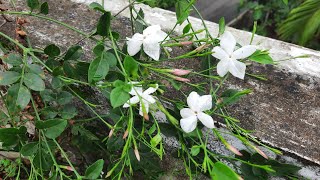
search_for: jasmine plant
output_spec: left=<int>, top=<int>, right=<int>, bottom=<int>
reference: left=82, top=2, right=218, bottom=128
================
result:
left=0, top=0, right=302, bottom=179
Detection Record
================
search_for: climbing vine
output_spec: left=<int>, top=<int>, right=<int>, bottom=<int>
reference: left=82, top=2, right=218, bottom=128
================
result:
left=0, top=0, right=301, bottom=179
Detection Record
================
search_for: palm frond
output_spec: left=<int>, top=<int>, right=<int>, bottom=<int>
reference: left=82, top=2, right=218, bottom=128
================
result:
left=278, top=0, right=320, bottom=45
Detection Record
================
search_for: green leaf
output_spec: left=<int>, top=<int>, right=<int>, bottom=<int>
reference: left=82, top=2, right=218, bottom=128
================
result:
left=0, top=127, right=25, bottom=147
left=51, top=76, right=64, bottom=89
left=300, top=9, right=320, bottom=45
left=60, top=105, right=77, bottom=119
left=282, top=0, right=288, bottom=5
left=3, top=53, right=22, bottom=66
left=76, top=62, right=90, bottom=79
left=40, top=89, right=55, bottom=102
left=211, top=162, right=241, bottom=180
left=113, top=80, right=125, bottom=87
left=27, top=64, right=45, bottom=78
left=88, top=54, right=110, bottom=83
left=44, top=44, right=60, bottom=57
left=46, top=58, right=60, bottom=69
left=72, top=125, right=99, bottom=141
left=218, top=17, right=225, bottom=36
left=278, top=0, right=320, bottom=45
left=221, top=89, right=251, bottom=106
left=63, top=61, right=80, bottom=79
left=36, top=119, right=66, bottom=129
left=268, top=160, right=301, bottom=176
left=7, top=84, right=31, bottom=111
left=53, top=67, right=64, bottom=77
left=89, top=2, right=106, bottom=13
left=0, top=71, right=20, bottom=85
left=110, top=87, right=130, bottom=108
left=241, top=164, right=262, bottom=180
left=93, top=44, right=105, bottom=56
left=158, top=123, right=177, bottom=137
left=253, top=9, right=263, bottom=20
left=148, top=124, right=157, bottom=135
left=111, top=31, right=120, bottom=41
left=21, top=142, right=38, bottom=156
left=24, top=73, right=45, bottom=91
left=134, top=8, right=145, bottom=33
left=85, top=159, right=104, bottom=179
left=236, top=150, right=251, bottom=161
left=34, top=149, right=54, bottom=171
left=150, top=134, right=162, bottom=147
left=169, top=79, right=182, bottom=90
left=105, top=51, right=118, bottom=67
left=27, top=0, right=40, bottom=11
left=175, top=0, right=191, bottom=25
left=183, top=23, right=191, bottom=34
left=190, top=146, right=200, bottom=156
left=64, top=45, right=82, bottom=61
left=96, top=12, right=111, bottom=37
left=41, top=107, right=58, bottom=119
left=44, top=120, right=68, bottom=139
left=248, top=50, right=274, bottom=64
left=40, top=2, right=49, bottom=15
left=57, top=91, right=73, bottom=105
left=124, top=56, right=139, bottom=78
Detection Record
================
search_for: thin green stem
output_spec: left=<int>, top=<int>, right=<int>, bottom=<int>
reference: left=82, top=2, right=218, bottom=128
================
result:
left=53, top=139, right=82, bottom=179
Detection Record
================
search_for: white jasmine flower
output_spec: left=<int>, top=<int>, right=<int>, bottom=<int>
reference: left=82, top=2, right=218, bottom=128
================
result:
left=212, top=31, right=257, bottom=79
left=127, top=25, right=168, bottom=60
left=123, top=82, right=158, bottom=116
left=180, top=92, right=215, bottom=133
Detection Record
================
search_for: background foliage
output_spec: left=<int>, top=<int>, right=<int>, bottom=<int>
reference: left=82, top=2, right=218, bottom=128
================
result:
left=239, top=0, right=320, bottom=50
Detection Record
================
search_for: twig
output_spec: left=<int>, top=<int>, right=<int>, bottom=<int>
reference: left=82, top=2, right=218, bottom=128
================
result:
left=0, top=151, right=28, bottom=161
left=114, top=0, right=136, bottom=17
left=227, top=9, right=249, bottom=26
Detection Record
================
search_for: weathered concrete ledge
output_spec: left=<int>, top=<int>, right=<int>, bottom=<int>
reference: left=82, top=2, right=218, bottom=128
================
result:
left=1, top=0, right=319, bottom=178
left=73, top=0, right=320, bottom=165
left=74, top=0, right=320, bottom=79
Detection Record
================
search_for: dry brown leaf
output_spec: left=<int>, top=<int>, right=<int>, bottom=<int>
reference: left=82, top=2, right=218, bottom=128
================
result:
left=16, top=29, right=27, bottom=36
left=17, top=18, right=28, bottom=26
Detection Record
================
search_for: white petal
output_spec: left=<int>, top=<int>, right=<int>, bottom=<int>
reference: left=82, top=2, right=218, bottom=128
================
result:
left=129, top=87, right=143, bottom=96
left=180, top=108, right=195, bottom=118
left=127, top=33, right=144, bottom=56
left=198, top=112, right=215, bottom=129
left=198, top=95, right=212, bottom=111
left=143, top=25, right=161, bottom=36
left=154, top=30, right=168, bottom=43
left=211, top=46, right=229, bottom=60
left=220, top=31, right=236, bottom=55
left=180, top=115, right=198, bottom=133
left=143, top=94, right=156, bottom=104
left=128, top=82, right=143, bottom=96
left=123, top=96, right=140, bottom=108
left=143, top=37, right=161, bottom=60
left=139, top=101, right=149, bottom=116
left=143, top=84, right=158, bottom=95
left=228, top=59, right=246, bottom=79
left=233, top=45, right=257, bottom=60
left=216, top=59, right=230, bottom=77
left=187, top=91, right=200, bottom=112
